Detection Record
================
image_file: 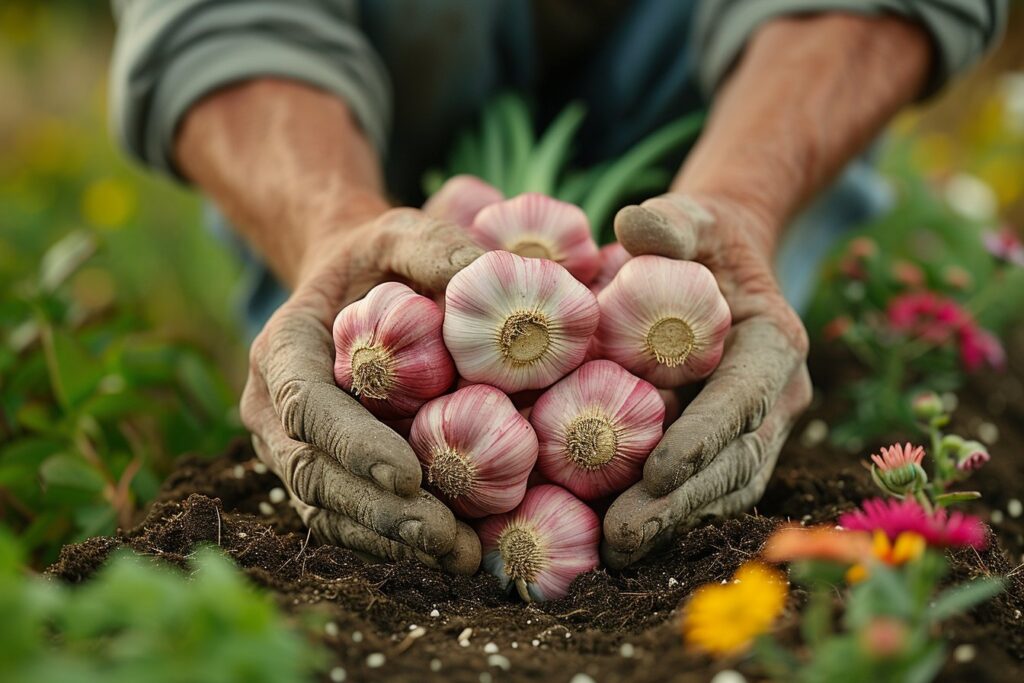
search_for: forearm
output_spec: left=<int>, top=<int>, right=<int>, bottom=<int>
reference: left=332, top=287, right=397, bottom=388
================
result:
left=674, top=13, right=931, bottom=252
left=176, top=78, right=390, bottom=287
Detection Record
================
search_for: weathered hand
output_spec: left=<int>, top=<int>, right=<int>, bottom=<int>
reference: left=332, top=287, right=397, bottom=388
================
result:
left=240, top=208, right=483, bottom=574
left=601, top=193, right=812, bottom=569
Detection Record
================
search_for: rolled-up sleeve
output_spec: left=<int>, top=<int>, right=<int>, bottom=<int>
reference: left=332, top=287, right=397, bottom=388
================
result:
left=693, top=0, right=1008, bottom=98
left=109, top=0, right=391, bottom=179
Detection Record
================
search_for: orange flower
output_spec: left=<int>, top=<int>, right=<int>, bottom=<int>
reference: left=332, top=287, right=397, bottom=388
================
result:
left=846, top=531, right=926, bottom=583
left=762, top=525, right=874, bottom=565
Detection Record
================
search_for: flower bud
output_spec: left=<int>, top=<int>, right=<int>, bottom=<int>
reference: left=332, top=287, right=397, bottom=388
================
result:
left=422, top=174, right=503, bottom=227
left=444, top=251, right=600, bottom=393
left=911, top=391, right=945, bottom=423
left=469, top=194, right=600, bottom=283
left=954, top=439, right=990, bottom=472
left=410, top=385, right=538, bottom=518
left=869, top=443, right=927, bottom=496
left=589, top=242, right=631, bottom=295
left=333, top=282, right=455, bottom=419
left=530, top=360, right=664, bottom=500
left=476, top=484, right=600, bottom=602
left=596, top=256, right=731, bottom=388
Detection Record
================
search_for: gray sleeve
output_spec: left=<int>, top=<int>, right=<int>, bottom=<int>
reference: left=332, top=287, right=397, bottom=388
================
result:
left=692, top=0, right=1008, bottom=98
left=109, top=0, right=391, bottom=179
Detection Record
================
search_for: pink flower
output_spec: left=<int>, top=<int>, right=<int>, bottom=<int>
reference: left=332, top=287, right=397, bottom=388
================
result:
left=886, top=292, right=1003, bottom=372
left=958, top=327, right=1006, bottom=372
left=982, top=227, right=1024, bottom=267
left=839, top=498, right=986, bottom=550
left=870, top=443, right=925, bottom=472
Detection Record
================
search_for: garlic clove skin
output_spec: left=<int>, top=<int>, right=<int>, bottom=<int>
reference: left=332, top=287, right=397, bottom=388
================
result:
left=470, top=193, right=600, bottom=284
left=589, top=242, right=632, bottom=295
left=444, top=250, right=601, bottom=393
left=422, top=174, right=504, bottom=228
left=477, top=484, right=600, bottom=602
left=333, top=282, right=456, bottom=419
left=531, top=360, right=664, bottom=500
left=409, top=384, right=538, bottom=518
left=596, top=255, right=731, bottom=389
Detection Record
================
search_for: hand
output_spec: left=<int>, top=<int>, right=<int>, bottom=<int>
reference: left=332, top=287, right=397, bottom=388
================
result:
left=601, top=193, right=812, bottom=569
left=239, top=208, right=484, bottom=574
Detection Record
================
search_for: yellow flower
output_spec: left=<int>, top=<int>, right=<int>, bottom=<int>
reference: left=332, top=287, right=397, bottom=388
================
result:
left=846, top=531, right=926, bottom=583
left=681, top=562, right=787, bottom=656
left=81, top=177, right=136, bottom=230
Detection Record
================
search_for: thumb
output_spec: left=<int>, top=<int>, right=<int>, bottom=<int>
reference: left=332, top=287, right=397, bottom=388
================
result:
left=379, top=209, right=483, bottom=293
left=614, top=194, right=714, bottom=261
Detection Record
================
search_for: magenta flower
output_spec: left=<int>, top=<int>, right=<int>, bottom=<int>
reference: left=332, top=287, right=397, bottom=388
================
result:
left=886, top=292, right=1003, bottom=372
left=839, top=498, right=986, bottom=549
left=983, top=227, right=1024, bottom=267
left=871, top=443, right=925, bottom=472
left=958, top=327, right=1006, bottom=372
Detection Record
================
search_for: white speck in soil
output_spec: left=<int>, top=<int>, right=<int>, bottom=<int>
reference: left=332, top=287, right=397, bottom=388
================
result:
left=511, top=642, right=518, bottom=649
left=619, top=643, right=635, bottom=657
left=992, top=510, right=1005, bottom=524
left=977, top=421, right=999, bottom=445
left=252, top=461, right=268, bottom=474
left=366, top=653, right=385, bottom=668
left=483, top=642, right=498, bottom=653
left=269, top=487, right=286, bottom=503
left=668, top=577, right=679, bottom=588
left=487, top=654, right=511, bottom=670
left=430, top=609, right=440, bottom=618
left=1014, top=610, right=1022, bottom=620
left=259, top=501, right=274, bottom=516
left=1008, top=498, right=1023, bottom=518
left=800, top=419, right=829, bottom=447
left=409, top=624, right=418, bottom=630
left=352, top=631, right=363, bottom=643
left=324, top=622, right=339, bottom=637
left=710, top=671, right=747, bottom=683
left=232, top=465, right=245, bottom=479
left=565, top=632, right=571, bottom=639
left=237, top=532, right=247, bottom=538
left=531, top=639, right=540, bottom=647
left=430, top=659, right=442, bottom=672
left=569, top=674, right=596, bottom=683
left=329, top=666, right=346, bottom=682
left=953, top=644, right=977, bottom=663
left=457, top=627, right=473, bottom=646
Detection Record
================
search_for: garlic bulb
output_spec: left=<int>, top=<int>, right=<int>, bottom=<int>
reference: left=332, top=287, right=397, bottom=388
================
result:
left=477, top=484, right=600, bottom=602
left=531, top=360, right=664, bottom=500
left=589, top=242, right=631, bottom=295
left=422, top=174, right=503, bottom=228
left=409, top=384, right=538, bottom=518
left=596, top=256, right=731, bottom=388
left=443, top=250, right=600, bottom=393
left=333, top=282, right=455, bottom=418
left=470, top=193, right=600, bottom=283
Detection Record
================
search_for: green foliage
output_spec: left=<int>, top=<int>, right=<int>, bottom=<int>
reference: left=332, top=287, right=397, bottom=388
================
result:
left=0, top=530, right=324, bottom=683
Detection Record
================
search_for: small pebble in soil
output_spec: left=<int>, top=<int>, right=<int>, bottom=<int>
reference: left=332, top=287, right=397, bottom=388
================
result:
left=329, top=667, right=346, bottom=682
left=992, top=510, right=1005, bottom=524
left=710, top=671, right=747, bottom=683
left=569, top=675, right=596, bottom=683
left=237, top=532, right=247, bottom=538
left=976, top=421, right=999, bottom=445
left=269, top=487, right=286, bottom=504
left=430, top=659, right=442, bottom=672
left=457, top=627, right=473, bottom=646
left=324, top=621, right=339, bottom=637
left=1008, top=498, right=1023, bottom=518
left=232, top=464, right=245, bottom=479
left=511, top=642, right=518, bottom=649
left=565, top=632, right=572, bottom=639
left=484, top=642, right=499, bottom=653
left=352, top=631, right=363, bottom=643
left=531, top=639, right=540, bottom=647
left=668, top=577, right=679, bottom=588
left=430, top=609, right=440, bottom=618
left=620, top=643, right=635, bottom=658
left=409, top=624, right=418, bottom=630
left=800, top=419, right=829, bottom=447
left=252, top=461, right=268, bottom=474
left=366, top=653, right=386, bottom=668
left=259, top=501, right=274, bottom=516
left=488, top=654, right=511, bottom=670
left=953, top=644, right=977, bottom=663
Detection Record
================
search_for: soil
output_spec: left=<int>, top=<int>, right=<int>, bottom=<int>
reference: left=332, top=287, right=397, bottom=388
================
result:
left=48, top=333, right=1024, bottom=683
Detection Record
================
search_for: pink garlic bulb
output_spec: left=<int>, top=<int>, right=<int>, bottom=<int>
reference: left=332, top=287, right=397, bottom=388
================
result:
left=476, top=484, right=600, bottom=602
left=333, top=282, right=455, bottom=419
left=444, top=250, right=600, bottom=393
left=422, top=174, right=503, bottom=228
left=409, top=384, right=538, bottom=518
left=531, top=360, right=664, bottom=500
left=589, top=242, right=632, bottom=295
left=596, top=255, right=731, bottom=388
left=470, top=193, right=600, bottom=283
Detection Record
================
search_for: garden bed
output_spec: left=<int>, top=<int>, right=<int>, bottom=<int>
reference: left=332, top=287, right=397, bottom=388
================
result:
left=47, top=340, right=1024, bottom=683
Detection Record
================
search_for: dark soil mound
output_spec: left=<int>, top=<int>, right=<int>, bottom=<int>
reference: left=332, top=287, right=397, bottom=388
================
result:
left=48, top=344, right=1024, bottom=683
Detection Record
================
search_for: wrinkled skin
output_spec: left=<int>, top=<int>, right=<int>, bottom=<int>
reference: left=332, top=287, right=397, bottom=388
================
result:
left=239, top=208, right=484, bottom=574
left=601, top=193, right=812, bottom=569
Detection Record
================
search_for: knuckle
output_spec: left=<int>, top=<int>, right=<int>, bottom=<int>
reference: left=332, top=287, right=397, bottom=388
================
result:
left=275, top=377, right=311, bottom=439
left=282, top=443, right=322, bottom=505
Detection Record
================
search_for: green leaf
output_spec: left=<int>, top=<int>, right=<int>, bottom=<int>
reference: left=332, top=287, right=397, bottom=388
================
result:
left=41, top=325, right=103, bottom=410
left=903, top=640, right=947, bottom=683
left=933, top=491, right=981, bottom=507
left=479, top=98, right=506, bottom=191
left=39, top=454, right=107, bottom=493
left=495, top=94, right=535, bottom=195
left=38, top=230, right=96, bottom=293
left=521, top=102, right=587, bottom=195
left=926, top=577, right=1004, bottom=623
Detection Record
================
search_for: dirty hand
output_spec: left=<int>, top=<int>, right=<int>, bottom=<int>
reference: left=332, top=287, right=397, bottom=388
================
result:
left=602, top=193, right=813, bottom=569
left=239, top=208, right=483, bottom=574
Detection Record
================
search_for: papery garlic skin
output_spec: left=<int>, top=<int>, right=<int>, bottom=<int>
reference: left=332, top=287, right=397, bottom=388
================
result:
left=589, top=242, right=631, bottom=295
left=477, top=485, right=600, bottom=602
left=333, top=282, right=455, bottom=419
left=409, top=385, right=538, bottom=518
left=531, top=360, right=664, bottom=500
left=422, top=174, right=504, bottom=228
left=470, top=194, right=600, bottom=283
left=596, top=256, right=731, bottom=388
left=444, top=251, right=600, bottom=393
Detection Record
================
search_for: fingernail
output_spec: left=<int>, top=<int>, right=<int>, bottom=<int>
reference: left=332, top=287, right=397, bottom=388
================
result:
left=370, top=463, right=397, bottom=493
left=398, top=520, right=424, bottom=547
